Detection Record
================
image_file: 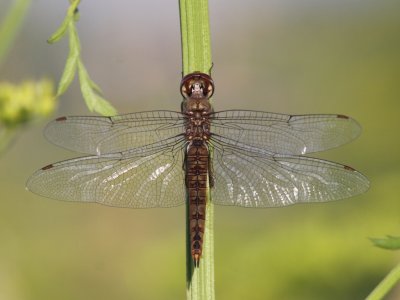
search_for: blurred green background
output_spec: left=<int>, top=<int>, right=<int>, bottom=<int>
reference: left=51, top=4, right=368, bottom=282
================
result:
left=1, top=0, right=399, bottom=299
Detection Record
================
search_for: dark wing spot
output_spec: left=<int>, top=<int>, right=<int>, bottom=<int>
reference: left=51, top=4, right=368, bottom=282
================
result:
left=42, top=164, right=54, bottom=170
left=337, top=114, right=349, bottom=119
left=344, top=165, right=355, bottom=171
left=55, top=116, right=67, bottom=122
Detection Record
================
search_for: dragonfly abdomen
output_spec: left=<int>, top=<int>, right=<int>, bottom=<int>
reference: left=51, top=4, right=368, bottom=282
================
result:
left=186, top=141, right=209, bottom=267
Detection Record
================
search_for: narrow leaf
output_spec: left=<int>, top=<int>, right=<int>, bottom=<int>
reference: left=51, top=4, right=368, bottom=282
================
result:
left=55, top=22, right=81, bottom=96
left=77, top=60, right=117, bottom=116
left=47, top=16, right=70, bottom=44
left=88, top=77, right=103, bottom=95
left=90, top=94, right=118, bottom=116
left=68, top=21, right=81, bottom=53
left=47, top=0, right=80, bottom=44
left=77, top=60, right=95, bottom=110
left=370, top=236, right=400, bottom=250
left=56, top=51, right=78, bottom=96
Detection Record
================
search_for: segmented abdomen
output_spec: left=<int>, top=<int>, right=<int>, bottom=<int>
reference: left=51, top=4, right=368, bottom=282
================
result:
left=186, top=141, right=209, bottom=267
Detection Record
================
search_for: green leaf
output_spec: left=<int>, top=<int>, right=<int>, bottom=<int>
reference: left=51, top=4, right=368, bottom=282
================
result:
left=77, top=60, right=117, bottom=116
left=68, top=21, right=81, bottom=53
left=370, top=236, right=400, bottom=250
left=55, top=23, right=80, bottom=96
left=47, top=16, right=70, bottom=44
left=56, top=53, right=77, bottom=96
left=49, top=0, right=116, bottom=116
left=47, top=0, right=80, bottom=44
left=77, top=60, right=95, bottom=110
left=87, top=76, right=103, bottom=95
left=89, top=94, right=118, bottom=116
left=56, top=40, right=78, bottom=95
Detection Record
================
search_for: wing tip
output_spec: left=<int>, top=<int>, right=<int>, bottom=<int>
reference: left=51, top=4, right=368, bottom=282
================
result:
left=343, top=164, right=371, bottom=194
left=339, top=114, right=363, bottom=140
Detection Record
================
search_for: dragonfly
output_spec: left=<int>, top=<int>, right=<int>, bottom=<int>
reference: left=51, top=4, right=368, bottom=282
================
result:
left=27, top=72, right=369, bottom=267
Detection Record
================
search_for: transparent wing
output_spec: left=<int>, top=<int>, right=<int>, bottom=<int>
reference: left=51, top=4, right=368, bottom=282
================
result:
left=44, top=111, right=185, bottom=155
left=210, top=139, right=369, bottom=207
left=26, top=137, right=187, bottom=208
left=211, top=110, right=361, bottom=155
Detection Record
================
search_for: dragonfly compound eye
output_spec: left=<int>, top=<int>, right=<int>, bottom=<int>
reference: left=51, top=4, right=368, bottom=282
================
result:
left=180, top=72, right=214, bottom=98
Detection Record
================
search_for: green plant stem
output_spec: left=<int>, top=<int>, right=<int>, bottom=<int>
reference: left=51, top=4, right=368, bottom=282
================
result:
left=0, top=0, right=31, bottom=66
left=0, top=127, right=16, bottom=154
left=180, top=0, right=212, bottom=76
left=366, top=262, right=400, bottom=300
left=179, top=1, right=215, bottom=300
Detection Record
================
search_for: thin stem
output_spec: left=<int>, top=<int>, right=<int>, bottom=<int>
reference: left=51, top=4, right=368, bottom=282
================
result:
left=180, top=0, right=212, bottom=75
left=179, top=1, right=215, bottom=299
left=0, top=0, right=31, bottom=66
left=366, top=262, right=400, bottom=300
left=0, top=127, right=16, bottom=154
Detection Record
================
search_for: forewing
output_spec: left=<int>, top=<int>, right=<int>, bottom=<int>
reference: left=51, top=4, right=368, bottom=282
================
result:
left=27, top=138, right=186, bottom=208
left=211, top=110, right=361, bottom=155
left=44, top=111, right=185, bottom=155
left=210, top=142, right=369, bottom=207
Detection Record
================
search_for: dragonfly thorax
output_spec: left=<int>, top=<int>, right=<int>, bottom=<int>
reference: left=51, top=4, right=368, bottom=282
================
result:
left=183, top=98, right=212, bottom=141
left=182, top=98, right=212, bottom=114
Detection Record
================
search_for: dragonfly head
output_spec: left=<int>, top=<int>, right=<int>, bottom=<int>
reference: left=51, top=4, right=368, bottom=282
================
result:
left=180, top=72, right=214, bottom=99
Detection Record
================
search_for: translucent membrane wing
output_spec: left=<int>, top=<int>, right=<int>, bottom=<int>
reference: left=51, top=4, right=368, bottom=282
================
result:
left=44, top=111, right=185, bottom=155
left=26, top=137, right=186, bottom=208
left=210, top=110, right=361, bottom=155
left=210, top=140, right=369, bottom=207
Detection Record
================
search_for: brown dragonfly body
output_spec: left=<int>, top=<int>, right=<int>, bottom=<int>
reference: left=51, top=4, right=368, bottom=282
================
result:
left=27, top=72, right=370, bottom=269
left=181, top=73, right=214, bottom=266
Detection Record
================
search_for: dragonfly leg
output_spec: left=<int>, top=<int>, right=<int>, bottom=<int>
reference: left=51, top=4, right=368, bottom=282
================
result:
left=208, top=155, right=215, bottom=188
left=183, top=154, right=190, bottom=188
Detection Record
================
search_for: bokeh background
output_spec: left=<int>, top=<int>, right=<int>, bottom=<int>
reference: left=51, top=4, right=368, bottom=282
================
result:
left=1, top=0, right=399, bottom=299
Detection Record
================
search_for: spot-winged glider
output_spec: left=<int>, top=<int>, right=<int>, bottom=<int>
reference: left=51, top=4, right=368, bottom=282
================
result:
left=27, top=72, right=369, bottom=266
